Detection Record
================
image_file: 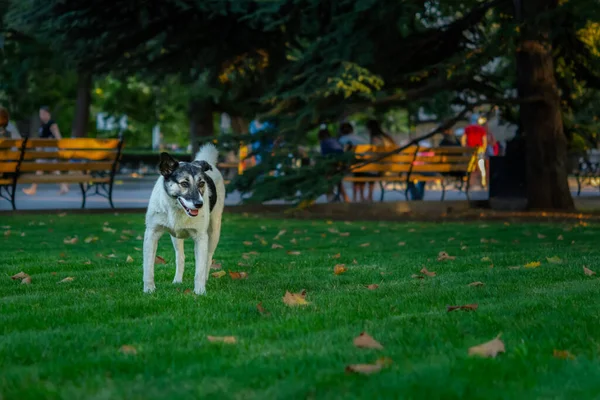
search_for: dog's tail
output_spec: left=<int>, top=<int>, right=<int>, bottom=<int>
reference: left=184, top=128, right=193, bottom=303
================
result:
left=195, top=143, right=219, bottom=166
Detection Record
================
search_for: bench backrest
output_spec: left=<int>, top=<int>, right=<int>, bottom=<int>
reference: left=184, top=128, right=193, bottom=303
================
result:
left=3, top=138, right=123, bottom=174
left=351, top=145, right=420, bottom=173
left=411, top=146, right=478, bottom=174
left=0, top=139, right=26, bottom=174
left=351, top=145, right=477, bottom=174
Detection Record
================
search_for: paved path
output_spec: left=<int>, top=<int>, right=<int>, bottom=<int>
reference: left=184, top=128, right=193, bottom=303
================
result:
left=1, top=175, right=597, bottom=211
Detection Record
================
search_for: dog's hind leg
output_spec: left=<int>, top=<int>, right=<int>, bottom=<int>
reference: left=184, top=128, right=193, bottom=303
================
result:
left=143, top=228, right=162, bottom=293
left=171, top=236, right=185, bottom=284
left=193, top=233, right=210, bottom=295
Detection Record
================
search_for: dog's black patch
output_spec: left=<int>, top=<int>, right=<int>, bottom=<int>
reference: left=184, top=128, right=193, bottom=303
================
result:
left=204, top=173, right=217, bottom=212
left=192, top=160, right=213, bottom=172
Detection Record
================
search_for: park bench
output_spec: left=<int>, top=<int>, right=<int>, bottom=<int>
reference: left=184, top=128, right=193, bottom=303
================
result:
left=0, top=137, right=123, bottom=210
left=345, top=144, right=478, bottom=201
left=572, top=149, right=600, bottom=196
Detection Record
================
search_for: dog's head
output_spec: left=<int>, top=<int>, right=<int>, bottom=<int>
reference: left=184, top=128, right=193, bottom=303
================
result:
left=159, top=152, right=211, bottom=218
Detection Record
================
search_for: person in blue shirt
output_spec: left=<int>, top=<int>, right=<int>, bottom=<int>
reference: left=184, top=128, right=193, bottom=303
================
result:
left=248, top=116, right=274, bottom=164
left=318, top=124, right=349, bottom=202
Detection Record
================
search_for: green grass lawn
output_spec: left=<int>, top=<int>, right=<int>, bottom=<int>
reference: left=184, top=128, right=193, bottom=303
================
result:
left=2, top=213, right=600, bottom=399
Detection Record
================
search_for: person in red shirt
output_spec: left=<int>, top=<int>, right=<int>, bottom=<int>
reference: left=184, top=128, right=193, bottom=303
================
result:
left=461, top=114, right=488, bottom=188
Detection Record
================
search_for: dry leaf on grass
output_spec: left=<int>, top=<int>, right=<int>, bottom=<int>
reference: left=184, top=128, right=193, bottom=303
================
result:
left=207, top=335, right=237, bottom=344
left=243, top=241, right=253, bottom=246
left=334, top=264, right=347, bottom=275
left=229, top=271, right=248, bottom=280
left=257, top=302, right=270, bottom=316
left=437, top=251, right=456, bottom=261
left=58, top=277, right=74, bottom=283
left=283, top=290, right=308, bottom=306
left=126, top=255, right=134, bottom=263
left=84, top=236, right=98, bottom=243
left=11, top=271, right=29, bottom=280
left=447, top=304, right=478, bottom=312
left=480, top=238, right=489, bottom=243
left=411, top=274, right=425, bottom=279
left=211, top=271, right=226, bottom=278
left=332, top=253, right=341, bottom=259
left=557, top=235, right=564, bottom=241
left=468, top=281, right=485, bottom=287
left=353, top=332, right=384, bottom=349
left=553, top=349, right=575, bottom=360
left=134, top=247, right=142, bottom=251
left=524, top=261, right=541, bottom=268
left=468, top=335, right=505, bottom=358
left=210, top=262, right=222, bottom=270
left=461, top=245, right=468, bottom=251
left=420, top=267, right=436, bottom=277
left=119, top=345, right=137, bottom=355
left=155, top=256, right=166, bottom=264
left=546, top=256, right=563, bottom=264
left=63, top=237, right=78, bottom=244
left=346, top=358, right=392, bottom=375
left=366, top=284, right=379, bottom=290
left=271, top=244, right=284, bottom=249
left=360, top=243, right=371, bottom=248
left=103, top=227, right=116, bottom=234
left=21, top=276, right=32, bottom=285
left=339, top=232, right=350, bottom=237
left=537, top=233, right=546, bottom=239
left=583, top=266, right=596, bottom=276
left=481, top=256, right=492, bottom=262
left=287, top=251, right=302, bottom=256
left=398, top=242, right=406, bottom=246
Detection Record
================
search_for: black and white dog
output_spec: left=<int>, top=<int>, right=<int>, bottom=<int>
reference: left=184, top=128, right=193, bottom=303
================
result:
left=143, top=144, right=225, bottom=295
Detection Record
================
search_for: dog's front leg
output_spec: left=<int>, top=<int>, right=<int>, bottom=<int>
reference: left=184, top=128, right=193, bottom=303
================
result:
left=193, top=233, right=209, bottom=295
left=171, top=236, right=185, bottom=284
left=143, top=228, right=162, bottom=293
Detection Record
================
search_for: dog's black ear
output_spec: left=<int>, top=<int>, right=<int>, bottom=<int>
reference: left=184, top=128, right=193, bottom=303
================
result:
left=159, top=152, right=179, bottom=176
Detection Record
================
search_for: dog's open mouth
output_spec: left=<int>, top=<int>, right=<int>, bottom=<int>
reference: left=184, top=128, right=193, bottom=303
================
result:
left=178, top=198, right=199, bottom=217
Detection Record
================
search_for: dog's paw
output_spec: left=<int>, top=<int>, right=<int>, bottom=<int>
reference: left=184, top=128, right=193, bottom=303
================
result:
left=172, top=278, right=183, bottom=284
left=143, top=283, right=156, bottom=293
left=194, top=286, right=207, bottom=296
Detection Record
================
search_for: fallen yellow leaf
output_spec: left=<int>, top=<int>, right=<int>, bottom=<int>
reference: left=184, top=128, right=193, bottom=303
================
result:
left=398, top=242, right=406, bottom=246
left=119, top=345, right=137, bottom=355
left=211, top=271, right=226, bottom=278
left=553, top=349, right=575, bottom=360
left=282, top=290, right=308, bottom=306
left=524, top=261, right=541, bottom=268
left=63, top=237, right=78, bottom=244
left=468, top=281, right=485, bottom=287
left=207, top=335, right=237, bottom=344
left=334, top=264, right=347, bottom=275
left=353, top=332, right=384, bottom=349
left=468, top=335, right=505, bottom=358
left=481, top=256, right=492, bottom=262
left=11, top=271, right=29, bottom=280
left=437, top=251, right=456, bottom=261
left=243, top=241, right=253, bottom=246
left=546, top=256, right=562, bottom=264
left=58, top=277, right=74, bottom=283
left=583, top=266, right=596, bottom=276
left=103, top=227, right=116, bottom=234
left=346, top=358, right=392, bottom=375
left=332, top=253, right=341, bottom=259
left=229, top=271, right=248, bottom=280
left=126, top=255, right=134, bottom=263
left=287, top=251, right=301, bottom=256
left=271, top=243, right=284, bottom=249
left=84, top=235, right=98, bottom=243
left=420, top=267, right=436, bottom=277
left=21, top=276, right=32, bottom=285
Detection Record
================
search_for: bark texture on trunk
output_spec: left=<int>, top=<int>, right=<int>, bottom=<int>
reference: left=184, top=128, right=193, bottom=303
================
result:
left=71, top=73, right=92, bottom=138
left=188, top=99, right=214, bottom=155
left=515, top=0, right=574, bottom=210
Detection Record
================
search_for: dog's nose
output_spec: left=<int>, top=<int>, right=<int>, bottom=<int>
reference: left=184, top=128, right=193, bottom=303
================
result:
left=193, top=201, right=203, bottom=208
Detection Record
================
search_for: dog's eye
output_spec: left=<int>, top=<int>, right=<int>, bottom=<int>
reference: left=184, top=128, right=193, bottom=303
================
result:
left=180, top=181, right=190, bottom=188
left=198, top=181, right=206, bottom=188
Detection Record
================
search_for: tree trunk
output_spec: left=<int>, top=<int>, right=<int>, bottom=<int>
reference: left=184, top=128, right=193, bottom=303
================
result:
left=230, top=115, right=249, bottom=135
left=188, top=99, right=214, bottom=155
left=71, top=72, right=92, bottom=138
left=515, top=0, right=574, bottom=210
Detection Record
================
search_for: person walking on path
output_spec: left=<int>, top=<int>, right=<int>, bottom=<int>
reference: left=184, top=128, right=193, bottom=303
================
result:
left=22, top=106, right=69, bottom=196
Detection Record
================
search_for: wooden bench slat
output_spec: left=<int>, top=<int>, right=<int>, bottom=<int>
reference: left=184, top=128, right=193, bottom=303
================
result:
left=0, top=152, right=22, bottom=161
left=0, top=139, right=24, bottom=149
left=19, top=150, right=119, bottom=161
left=0, top=162, right=19, bottom=173
left=26, top=138, right=121, bottom=149
left=16, top=174, right=111, bottom=184
left=19, top=162, right=115, bottom=173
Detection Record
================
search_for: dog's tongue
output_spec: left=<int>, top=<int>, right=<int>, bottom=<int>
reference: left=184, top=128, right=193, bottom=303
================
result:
left=189, top=209, right=199, bottom=217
